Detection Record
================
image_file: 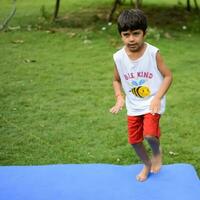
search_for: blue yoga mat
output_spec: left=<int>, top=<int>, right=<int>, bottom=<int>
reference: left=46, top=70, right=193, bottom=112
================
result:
left=0, top=163, right=199, bottom=200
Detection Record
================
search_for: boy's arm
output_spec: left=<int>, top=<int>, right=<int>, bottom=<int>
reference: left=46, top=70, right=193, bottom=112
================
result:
left=150, top=51, right=173, bottom=114
left=109, top=65, right=125, bottom=114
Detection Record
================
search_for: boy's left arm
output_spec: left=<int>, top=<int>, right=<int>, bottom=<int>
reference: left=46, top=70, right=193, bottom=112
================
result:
left=150, top=51, right=173, bottom=114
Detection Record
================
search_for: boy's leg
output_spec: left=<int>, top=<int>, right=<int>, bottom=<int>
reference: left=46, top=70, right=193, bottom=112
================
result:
left=145, top=136, right=162, bottom=173
left=143, top=113, right=162, bottom=173
left=128, top=115, right=151, bottom=181
left=132, top=142, right=152, bottom=181
left=145, top=135, right=160, bottom=156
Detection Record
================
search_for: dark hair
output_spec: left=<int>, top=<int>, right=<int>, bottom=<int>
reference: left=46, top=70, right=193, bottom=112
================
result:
left=117, top=9, right=147, bottom=34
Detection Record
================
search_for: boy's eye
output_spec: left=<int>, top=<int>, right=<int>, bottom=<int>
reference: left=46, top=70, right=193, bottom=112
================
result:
left=122, top=31, right=142, bottom=37
left=132, top=31, right=141, bottom=35
left=123, top=33, right=130, bottom=37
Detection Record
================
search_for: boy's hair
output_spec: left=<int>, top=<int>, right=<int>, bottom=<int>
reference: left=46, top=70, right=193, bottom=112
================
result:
left=117, top=9, right=147, bottom=34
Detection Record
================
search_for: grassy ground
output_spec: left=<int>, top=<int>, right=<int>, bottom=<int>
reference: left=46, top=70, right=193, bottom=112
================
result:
left=0, top=0, right=200, bottom=176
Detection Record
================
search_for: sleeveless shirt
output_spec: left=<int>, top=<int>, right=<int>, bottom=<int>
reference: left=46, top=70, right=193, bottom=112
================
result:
left=113, top=43, right=166, bottom=116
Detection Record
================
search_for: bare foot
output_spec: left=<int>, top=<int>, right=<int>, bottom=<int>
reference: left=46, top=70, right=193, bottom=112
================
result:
left=151, top=153, right=162, bottom=173
left=136, top=164, right=151, bottom=182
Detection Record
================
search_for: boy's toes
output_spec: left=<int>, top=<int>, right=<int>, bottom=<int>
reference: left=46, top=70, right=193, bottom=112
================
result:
left=136, top=165, right=151, bottom=182
left=151, top=165, right=161, bottom=173
left=136, top=174, right=147, bottom=182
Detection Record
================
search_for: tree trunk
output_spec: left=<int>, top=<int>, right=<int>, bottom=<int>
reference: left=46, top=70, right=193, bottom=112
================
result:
left=108, top=0, right=121, bottom=22
left=108, top=0, right=143, bottom=22
left=135, top=0, right=142, bottom=8
left=186, top=0, right=191, bottom=11
left=186, top=0, right=199, bottom=11
left=194, top=0, right=199, bottom=10
left=54, top=0, right=60, bottom=20
left=0, top=0, right=16, bottom=31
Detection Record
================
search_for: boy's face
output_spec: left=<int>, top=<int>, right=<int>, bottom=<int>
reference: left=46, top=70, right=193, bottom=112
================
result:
left=120, top=29, right=145, bottom=52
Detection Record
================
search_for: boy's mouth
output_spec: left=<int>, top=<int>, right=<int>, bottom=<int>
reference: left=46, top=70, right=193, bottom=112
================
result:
left=128, top=43, right=137, bottom=47
left=129, top=44, right=136, bottom=47
left=128, top=44, right=138, bottom=50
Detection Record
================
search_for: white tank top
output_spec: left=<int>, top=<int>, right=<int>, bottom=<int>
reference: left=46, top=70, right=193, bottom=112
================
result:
left=113, top=43, right=166, bottom=116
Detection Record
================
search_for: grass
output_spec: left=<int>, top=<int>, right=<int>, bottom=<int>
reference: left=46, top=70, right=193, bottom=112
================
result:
left=0, top=0, right=200, bottom=176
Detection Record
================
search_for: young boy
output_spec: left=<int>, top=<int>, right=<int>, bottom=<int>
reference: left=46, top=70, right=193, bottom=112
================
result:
left=110, top=9, right=173, bottom=182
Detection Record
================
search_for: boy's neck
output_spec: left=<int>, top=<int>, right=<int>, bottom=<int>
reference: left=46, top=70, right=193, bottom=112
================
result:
left=125, top=42, right=147, bottom=60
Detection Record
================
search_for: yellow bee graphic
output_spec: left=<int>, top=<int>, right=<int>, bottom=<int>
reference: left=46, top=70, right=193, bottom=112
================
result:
left=130, top=79, right=151, bottom=98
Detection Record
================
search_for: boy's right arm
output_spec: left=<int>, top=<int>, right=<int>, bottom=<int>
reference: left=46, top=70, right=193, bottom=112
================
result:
left=109, top=65, right=124, bottom=114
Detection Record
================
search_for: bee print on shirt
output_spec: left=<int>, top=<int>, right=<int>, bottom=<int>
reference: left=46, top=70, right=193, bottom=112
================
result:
left=129, top=79, right=150, bottom=98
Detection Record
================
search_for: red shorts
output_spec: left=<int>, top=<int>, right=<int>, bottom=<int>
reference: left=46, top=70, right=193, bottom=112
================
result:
left=127, top=113, right=161, bottom=144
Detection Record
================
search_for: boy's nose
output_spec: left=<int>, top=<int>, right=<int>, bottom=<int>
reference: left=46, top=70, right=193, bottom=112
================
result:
left=129, top=34, right=135, bottom=42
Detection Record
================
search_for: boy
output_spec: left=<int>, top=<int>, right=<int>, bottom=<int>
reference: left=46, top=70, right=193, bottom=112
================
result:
left=110, top=9, right=173, bottom=182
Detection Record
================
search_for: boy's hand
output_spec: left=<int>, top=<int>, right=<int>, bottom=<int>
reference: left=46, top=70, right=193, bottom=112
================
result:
left=110, top=95, right=124, bottom=114
left=150, top=97, right=161, bottom=115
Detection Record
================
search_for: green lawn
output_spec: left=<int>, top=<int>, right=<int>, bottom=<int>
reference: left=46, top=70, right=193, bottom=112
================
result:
left=0, top=0, right=200, bottom=176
